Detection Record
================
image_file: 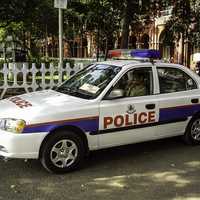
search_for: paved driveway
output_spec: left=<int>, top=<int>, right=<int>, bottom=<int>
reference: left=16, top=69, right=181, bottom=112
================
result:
left=1, top=137, right=200, bottom=200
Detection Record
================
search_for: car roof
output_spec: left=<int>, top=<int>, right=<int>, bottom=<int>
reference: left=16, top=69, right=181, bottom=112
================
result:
left=97, top=59, right=190, bottom=68
left=96, top=59, right=178, bottom=67
left=96, top=60, right=141, bottom=67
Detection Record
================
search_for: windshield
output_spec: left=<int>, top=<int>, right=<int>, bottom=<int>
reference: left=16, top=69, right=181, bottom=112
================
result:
left=54, top=64, right=122, bottom=99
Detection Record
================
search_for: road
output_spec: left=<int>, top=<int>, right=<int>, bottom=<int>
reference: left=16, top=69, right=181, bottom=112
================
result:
left=1, top=137, right=200, bottom=200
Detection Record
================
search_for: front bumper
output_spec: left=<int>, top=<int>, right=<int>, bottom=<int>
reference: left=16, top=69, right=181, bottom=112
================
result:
left=0, top=130, right=48, bottom=159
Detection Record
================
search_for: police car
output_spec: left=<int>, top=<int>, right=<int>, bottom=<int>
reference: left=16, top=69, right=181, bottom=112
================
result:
left=1, top=49, right=200, bottom=173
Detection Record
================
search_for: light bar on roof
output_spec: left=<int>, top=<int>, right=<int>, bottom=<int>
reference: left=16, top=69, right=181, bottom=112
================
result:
left=108, top=49, right=161, bottom=60
left=108, top=49, right=132, bottom=59
left=130, top=49, right=161, bottom=59
left=107, top=49, right=121, bottom=58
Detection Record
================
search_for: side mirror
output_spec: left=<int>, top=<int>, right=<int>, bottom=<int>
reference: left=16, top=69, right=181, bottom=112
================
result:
left=106, top=89, right=124, bottom=99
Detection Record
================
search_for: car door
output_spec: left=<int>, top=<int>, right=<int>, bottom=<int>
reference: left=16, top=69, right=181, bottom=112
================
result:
left=155, top=63, right=199, bottom=138
left=98, top=65, right=159, bottom=149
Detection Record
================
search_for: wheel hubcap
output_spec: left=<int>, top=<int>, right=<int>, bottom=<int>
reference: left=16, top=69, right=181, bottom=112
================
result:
left=191, top=119, right=200, bottom=141
left=50, top=139, right=78, bottom=168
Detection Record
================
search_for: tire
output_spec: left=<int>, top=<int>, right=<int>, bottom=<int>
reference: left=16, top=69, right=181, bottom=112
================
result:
left=183, top=116, right=200, bottom=145
left=40, top=130, right=86, bottom=173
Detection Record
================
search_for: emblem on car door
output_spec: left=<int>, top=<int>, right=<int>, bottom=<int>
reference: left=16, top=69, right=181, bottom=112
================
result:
left=127, top=104, right=136, bottom=114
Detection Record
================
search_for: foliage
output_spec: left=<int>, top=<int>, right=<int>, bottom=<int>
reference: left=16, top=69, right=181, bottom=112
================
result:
left=189, top=0, right=200, bottom=48
left=165, top=0, right=193, bottom=44
left=0, top=28, right=6, bottom=42
left=64, top=0, right=123, bottom=56
left=86, top=0, right=123, bottom=52
left=120, top=0, right=173, bottom=48
left=0, top=0, right=176, bottom=58
left=0, top=0, right=57, bottom=59
left=3, top=0, right=199, bottom=61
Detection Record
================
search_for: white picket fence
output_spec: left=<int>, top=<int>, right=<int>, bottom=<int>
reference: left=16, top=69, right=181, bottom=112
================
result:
left=0, top=62, right=86, bottom=99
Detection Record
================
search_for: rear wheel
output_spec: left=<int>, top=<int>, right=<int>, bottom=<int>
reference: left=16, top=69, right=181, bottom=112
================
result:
left=183, top=117, right=200, bottom=145
left=40, top=130, right=86, bottom=173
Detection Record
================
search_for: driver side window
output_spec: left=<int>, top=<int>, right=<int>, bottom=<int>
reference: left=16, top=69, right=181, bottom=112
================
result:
left=112, top=67, right=153, bottom=98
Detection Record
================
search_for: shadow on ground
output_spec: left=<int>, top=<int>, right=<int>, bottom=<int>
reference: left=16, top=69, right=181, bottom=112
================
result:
left=1, top=137, right=200, bottom=200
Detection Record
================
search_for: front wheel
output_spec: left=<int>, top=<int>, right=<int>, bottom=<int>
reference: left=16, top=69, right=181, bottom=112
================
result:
left=40, top=130, right=86, bottom=173
left=183, top=117, right=200, bottom=145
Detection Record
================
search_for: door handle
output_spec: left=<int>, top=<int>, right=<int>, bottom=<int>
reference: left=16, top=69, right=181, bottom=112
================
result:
left=191, top=98, right=199, bottom=103
left=146, top=104, right=155, bottom=110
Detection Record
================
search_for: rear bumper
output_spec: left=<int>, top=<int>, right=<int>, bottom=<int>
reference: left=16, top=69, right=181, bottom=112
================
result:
left=0, top=130, right=48, bottom=159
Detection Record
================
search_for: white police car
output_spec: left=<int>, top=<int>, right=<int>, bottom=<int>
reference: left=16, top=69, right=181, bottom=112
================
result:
left=1, top=49, right=200, bottom=173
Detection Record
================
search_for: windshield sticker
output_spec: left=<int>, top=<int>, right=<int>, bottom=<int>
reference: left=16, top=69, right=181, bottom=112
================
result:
left=8, top=97, right=32, bottom=109
left=80, top=83, right=100, bottom=94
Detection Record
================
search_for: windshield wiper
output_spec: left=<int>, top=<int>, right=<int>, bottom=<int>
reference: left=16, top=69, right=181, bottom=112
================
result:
left=56, top=85, right=80, bottom=93
left=56, top=86, right=93, bottom=99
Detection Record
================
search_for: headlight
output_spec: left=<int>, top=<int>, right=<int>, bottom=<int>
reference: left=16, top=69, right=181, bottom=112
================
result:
left=0, top=118, right=26, bottom=133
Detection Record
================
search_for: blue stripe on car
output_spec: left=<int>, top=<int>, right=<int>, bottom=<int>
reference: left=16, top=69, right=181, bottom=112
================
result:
left=22, top=104, right=200, bottom=134
left=23, top=117, right=99, bottom=133
left=159, top=104, right=200, bottom=122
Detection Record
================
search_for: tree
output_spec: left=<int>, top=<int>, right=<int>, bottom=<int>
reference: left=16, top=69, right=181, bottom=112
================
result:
left=86, top=0, right=123, bottom=58
left=189, top=0, right=200, bottom=49
left=63, top=1, right=90, bottom=57
left=0, top=0, right=57, bottom=59
left=64, top=0, right=123, bottom=58
left=120, top=0, right=138, bottom=48
left=165, top=0, right=192, bottom=65
left=120, top=0, right=172, bottom=49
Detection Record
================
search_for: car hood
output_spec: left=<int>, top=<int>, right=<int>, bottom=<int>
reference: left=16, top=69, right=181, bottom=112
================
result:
left=0, top=90, right=94, bottom=123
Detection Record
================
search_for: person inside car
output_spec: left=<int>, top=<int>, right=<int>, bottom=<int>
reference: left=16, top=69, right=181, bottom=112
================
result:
left=125, top=72, right=146, bottom=97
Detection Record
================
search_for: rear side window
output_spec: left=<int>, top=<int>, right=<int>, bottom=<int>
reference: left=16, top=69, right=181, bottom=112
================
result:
left=157, top=67, right=197, bottom=94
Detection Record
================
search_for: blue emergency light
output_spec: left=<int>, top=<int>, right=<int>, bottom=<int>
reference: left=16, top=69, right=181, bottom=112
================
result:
left=130, top=49, right=161, bottom=59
